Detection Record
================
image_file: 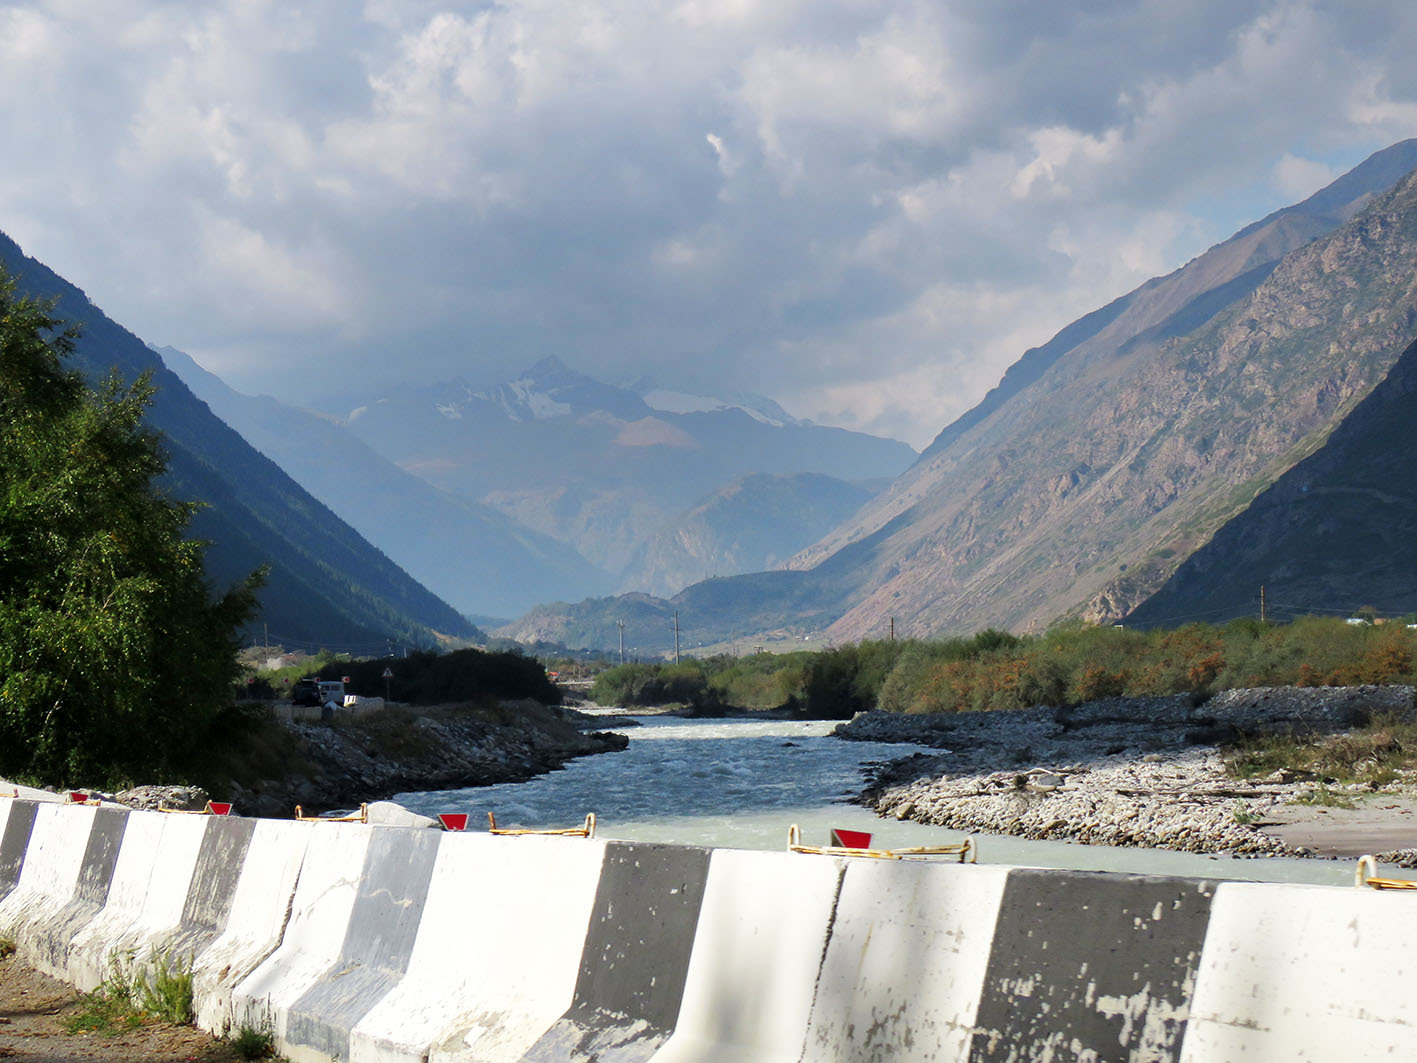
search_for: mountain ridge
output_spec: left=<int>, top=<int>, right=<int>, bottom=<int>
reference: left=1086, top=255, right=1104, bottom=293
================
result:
left=0, top=232, right=478, bottom=651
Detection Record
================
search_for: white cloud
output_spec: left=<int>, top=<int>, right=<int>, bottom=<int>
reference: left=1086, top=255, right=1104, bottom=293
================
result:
left=0, top=0, right=1414, bottom=448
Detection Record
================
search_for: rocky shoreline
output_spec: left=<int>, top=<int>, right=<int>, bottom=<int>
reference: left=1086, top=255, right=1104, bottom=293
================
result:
left=4, top=698, right=630, bottom=819
left=227, top=699, right=630, bottom=818
left=838, top=685, right=1417, bottom=866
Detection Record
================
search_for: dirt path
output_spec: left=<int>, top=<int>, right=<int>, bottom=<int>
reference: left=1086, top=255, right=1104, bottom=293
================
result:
left=0, top=952, right=240, bottom=1063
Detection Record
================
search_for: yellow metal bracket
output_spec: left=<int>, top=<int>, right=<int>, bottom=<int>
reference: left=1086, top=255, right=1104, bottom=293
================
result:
left=787, top=824, right=975, bottom=862
left=295, top=803, right=369, bottom=824
left=1356, top=854, right=1417, bottom=890
left=487, top=811, right=597, bottom=838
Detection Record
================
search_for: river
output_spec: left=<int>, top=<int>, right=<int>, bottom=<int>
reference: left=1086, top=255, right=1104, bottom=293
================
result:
left=395, top=711, right=1351, bottom=886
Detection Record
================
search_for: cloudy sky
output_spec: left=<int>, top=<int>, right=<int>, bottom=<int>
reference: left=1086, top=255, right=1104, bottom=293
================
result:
left=2, top=1, right=1415, bottom=448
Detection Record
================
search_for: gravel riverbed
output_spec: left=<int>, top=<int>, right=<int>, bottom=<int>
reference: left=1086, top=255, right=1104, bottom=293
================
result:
left=839, top=685, right=1417, bottom=867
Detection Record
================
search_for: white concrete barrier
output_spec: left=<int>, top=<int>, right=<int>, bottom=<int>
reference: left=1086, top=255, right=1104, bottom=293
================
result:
left=801, top=858, right=1012, bottom=1062
left=650, top=848, right=847, bottom=1063
left=192, top=818, right=313, bottom=1033
left=350, top=832, right=608, bottom=1063
left=63, top=809, right=208, bottom=990
left=282, top=828, right=443, bottom=1063
left=8, top=799, right=1417, bottom=1062
left=25, top=805, right=129, bottom=978
left=228, top=822, right=375, bottom=1048
left=1181, top=881, right=1417, bottom=1061
left=0, top=802, right=98, bottom=947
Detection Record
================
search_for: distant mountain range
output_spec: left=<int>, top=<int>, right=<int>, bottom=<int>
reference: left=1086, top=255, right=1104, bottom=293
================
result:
left=498, top=139, right=1417, bottom=652
left=156, top=347, right=609, bottom=619
left=0, top=233, right=479, bottom=653
left=159, top=349, right=914, bottom=619
left=331, top=356, right=915, bottom=598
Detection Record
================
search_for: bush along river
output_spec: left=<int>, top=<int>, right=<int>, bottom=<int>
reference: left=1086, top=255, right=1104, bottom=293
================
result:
left=395, top=705, right=1356, bottom=886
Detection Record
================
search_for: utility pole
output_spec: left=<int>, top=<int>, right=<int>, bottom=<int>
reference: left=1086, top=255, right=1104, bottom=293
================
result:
left=1260, top=585, right=1267, bottom=625
left=617, top=620, right=625, bottom=665
left=889, top=617, right=895, bottom=642
left=674, top=611, right=680, bottom=665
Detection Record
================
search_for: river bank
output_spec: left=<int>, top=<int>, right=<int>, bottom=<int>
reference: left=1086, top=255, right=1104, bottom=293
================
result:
left=3, top=699, right=629, bottom=818
left=839, top=685, right=1417, bottom=865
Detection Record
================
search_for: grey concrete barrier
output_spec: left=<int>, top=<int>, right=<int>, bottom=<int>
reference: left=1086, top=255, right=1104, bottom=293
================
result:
left=969, top=870, right=1217, bottom=1061
left=0, top=799, right=39, bottom=903
left=521, top=841, right=712, bottom=1063
left=160, top=814, right=257, bottom=964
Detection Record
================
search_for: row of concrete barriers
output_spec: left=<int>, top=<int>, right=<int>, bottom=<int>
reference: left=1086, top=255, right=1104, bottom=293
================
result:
left=1, top=795, right=1414, bottom=1061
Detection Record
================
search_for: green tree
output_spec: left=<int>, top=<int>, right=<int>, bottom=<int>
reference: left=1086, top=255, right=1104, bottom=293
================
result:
left=0, top=267, right=261, bottom=786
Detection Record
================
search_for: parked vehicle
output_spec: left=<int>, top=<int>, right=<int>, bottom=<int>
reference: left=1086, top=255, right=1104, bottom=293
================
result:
left=291, top=677, right=345, bottom=708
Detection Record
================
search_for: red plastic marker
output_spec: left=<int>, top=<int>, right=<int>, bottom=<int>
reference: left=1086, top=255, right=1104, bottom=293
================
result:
left=438, top=813, right=469, bottom=832
left=207, top=802, right=233, bottom=816
left=830, top=828, right=873, bottom=849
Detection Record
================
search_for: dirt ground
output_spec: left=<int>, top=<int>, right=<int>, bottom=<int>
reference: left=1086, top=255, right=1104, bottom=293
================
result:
left=0, top=952, right=240, bottom=1063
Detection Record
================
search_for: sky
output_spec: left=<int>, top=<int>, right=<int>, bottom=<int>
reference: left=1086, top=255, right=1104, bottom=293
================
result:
left=2, top=1, right=1416, bottom=449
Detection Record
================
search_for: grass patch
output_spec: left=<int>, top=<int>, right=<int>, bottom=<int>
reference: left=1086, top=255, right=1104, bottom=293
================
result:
left=1293, top=784, right=1357, bottom=809
left=229, top=1023, right=284, bottom=1061
left=65, top=950, right=194, bottom=1035
left=1223, top=716, right=1417, bottom=789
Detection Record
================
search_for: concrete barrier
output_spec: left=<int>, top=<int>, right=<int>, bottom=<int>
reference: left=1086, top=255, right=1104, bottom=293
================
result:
left=349, top=832, right=608, bottom=1063
left=1181, top=881, right=1417, bottom=1061
left=650, top=848, right=848, bottom=1063
left=522, top=841, right=712, bottom=1063
left=192, top=818, right=313, bottom=1032
left=969, top=870, right=1217, bottom=1061
left=0, top=798, right=39, bottom=902
left=5, top=799, right=1417, bottom=1061
left=0, top=802, right=99, bottom=951
left=283, top=827, right=442, bottom=1063
left=160, top=814, right=257, bottom=963
left=801, top=858, right=1013, bottom=1062
left=63, top=806, right=170, bottom=988
left=25, top=805, right=129, bottom=977
left=228, top=822, right=375, bottom=1050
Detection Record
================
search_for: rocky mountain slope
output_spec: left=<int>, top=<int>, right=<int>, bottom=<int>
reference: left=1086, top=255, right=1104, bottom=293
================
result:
left=501, top=140, right=1417, bottom=651
left=791, top=139, right=1417, bottom=639
left=0, top=232, right=478, bottom=651
left=1127, top=330, right=1417, bottom=626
